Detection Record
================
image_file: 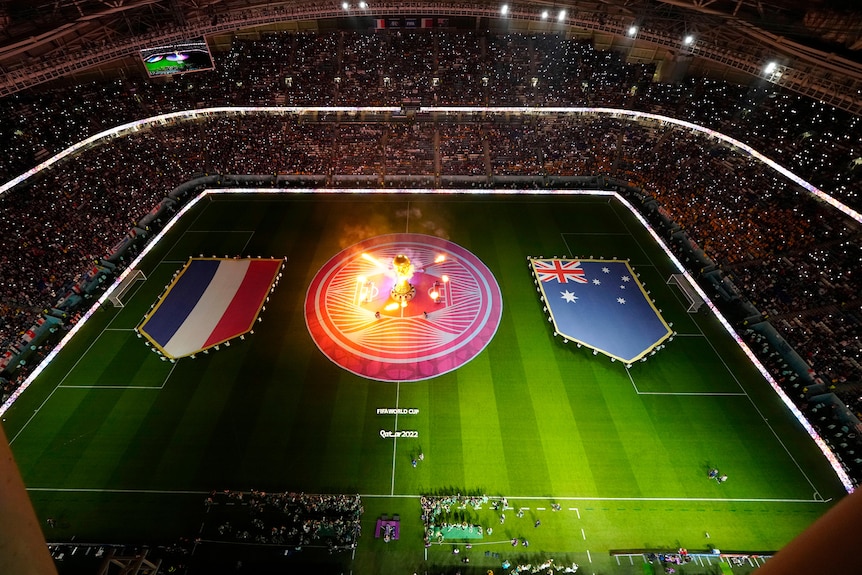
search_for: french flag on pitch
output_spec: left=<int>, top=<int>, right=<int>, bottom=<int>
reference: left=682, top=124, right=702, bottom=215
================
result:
left=532, top=259, right=671, bottom=363
left=139, top=258, right=282, bottom=358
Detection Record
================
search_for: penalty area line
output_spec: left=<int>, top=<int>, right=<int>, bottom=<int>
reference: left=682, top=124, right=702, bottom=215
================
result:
left=624, top=364, right=745, bottom=396
left=9, top=316, right=120, bottom=444
left=57, top=361, right=177, bottom=391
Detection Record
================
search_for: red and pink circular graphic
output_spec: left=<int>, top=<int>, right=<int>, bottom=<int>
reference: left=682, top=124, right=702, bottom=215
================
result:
left=305, top=233, right=503, bottom=382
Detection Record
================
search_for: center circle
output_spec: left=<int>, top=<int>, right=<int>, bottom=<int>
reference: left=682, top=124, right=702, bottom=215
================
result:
left=304, top=233, right=503, bottom=382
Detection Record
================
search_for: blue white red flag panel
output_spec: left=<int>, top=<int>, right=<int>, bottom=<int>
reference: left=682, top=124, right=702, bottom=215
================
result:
left=530, top=259, right=671, bottom=363
left=139, top=258, right=282, bottom=358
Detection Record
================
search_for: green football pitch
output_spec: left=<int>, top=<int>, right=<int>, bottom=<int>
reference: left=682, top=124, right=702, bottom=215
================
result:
left=1, top=192, right=848, bottom=573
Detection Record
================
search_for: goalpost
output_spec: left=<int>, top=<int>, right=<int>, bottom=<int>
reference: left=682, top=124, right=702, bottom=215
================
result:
left=107, top=269, right=147, bottom=308
left=667, top=273, right=705, bottom=313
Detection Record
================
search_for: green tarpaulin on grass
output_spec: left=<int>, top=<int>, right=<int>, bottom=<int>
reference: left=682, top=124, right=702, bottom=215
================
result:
left=432, top=523, right=484, bottom=540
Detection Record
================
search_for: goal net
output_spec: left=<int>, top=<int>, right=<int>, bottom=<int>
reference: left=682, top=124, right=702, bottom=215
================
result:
left=107, top=269, right=147, bottom=308
left=667, top=273, right=705, bottom=313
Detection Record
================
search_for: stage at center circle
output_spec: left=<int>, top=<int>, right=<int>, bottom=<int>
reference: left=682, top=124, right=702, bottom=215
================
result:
left=304, top=233, right=503, bottom=382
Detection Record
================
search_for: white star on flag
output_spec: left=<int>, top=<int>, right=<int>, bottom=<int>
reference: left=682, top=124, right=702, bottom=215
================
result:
left=617, top=297, right=626, bottom=304
left=621, top=275, right=631, bottom=282
left=602, top=267, right=610, bottom=273
left=592, top=279, right=601, bottom=285
left=619, top=285, right=626, bottom=289
left=561, top=290, right=578, bottom=303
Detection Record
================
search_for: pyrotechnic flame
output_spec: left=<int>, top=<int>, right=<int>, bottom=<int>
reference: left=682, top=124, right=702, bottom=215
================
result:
left=361, top=252, right=386, bottom=269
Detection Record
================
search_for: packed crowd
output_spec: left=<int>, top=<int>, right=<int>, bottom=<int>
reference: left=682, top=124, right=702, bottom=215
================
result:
left=420, top=494, right=580, bottom=571
left=0, top=31, right=858, bottom=203
left=742, top=327, right=861, bottom=476
left=1, top=29, right=861, bottom=480
left=204, top=490, right=362, bottom=551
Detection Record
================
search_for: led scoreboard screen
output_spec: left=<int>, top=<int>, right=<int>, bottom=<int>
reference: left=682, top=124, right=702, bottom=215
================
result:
left=140, top=38, right=215, bottom=78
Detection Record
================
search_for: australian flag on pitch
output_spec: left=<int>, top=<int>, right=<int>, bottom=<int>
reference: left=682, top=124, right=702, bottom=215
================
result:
left=531, top=259, right=671, bottom=363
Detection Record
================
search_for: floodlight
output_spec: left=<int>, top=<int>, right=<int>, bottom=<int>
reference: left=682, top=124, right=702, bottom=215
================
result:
left=558, top=10, right=566, bottom=22
left=683, top=35, right=694, bottom=45
left=627, top=25, right=638, bottom=36
left=359, top=1, right=367, bottom=8
left=764, top=61, right=778, bottom=75
left=501, top=4, right=509, bottom=16
left=341, top=2, right=349, bottom=10
left=541, top=10, right=549, bottom=20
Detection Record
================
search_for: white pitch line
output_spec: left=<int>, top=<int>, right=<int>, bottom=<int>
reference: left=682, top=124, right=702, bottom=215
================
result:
left=581, top=528, right=586, bottom=540
left=474, top=495, right=825, bottom=503
left=587, top=549, right=592, bottom=563
left=239, top=231, right=255, bottom=254
left=58, top=359, right=176, bottom=391
left=625, top=362, right=745, bottom=396
left=684, top=293, right=822, bottom=495
left=58, top=385, right=164, bottom=390
left=26, top=487, right=208, bottom=494
left=159, top=360, right=178, bottom=389
left=560, top=235, right=573, bottom=258
left=625, top=365, right=641, bottom=394
left=390, top=381, right=401, bottom=496
left=10, top=316, right=118, bottom=444
left=16, top=271, right=160, bottom=424
left=637, top=223, right=825, bottom=495
left=9, top=386, right=60, bottom=445
left=563, top=232, right=632, bottom=236
left=22, top=487, right=828, bottom=506
left=184, top=230, right=257, bottom=233
left=573, top=508, right=580, bottom=518
left=355, top=494, right=419, bottom=499
left=637, top=391, right=747, bottom=396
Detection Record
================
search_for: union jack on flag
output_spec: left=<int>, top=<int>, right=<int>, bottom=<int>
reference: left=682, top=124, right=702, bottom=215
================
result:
left=532, top=259, right=588, bottom=284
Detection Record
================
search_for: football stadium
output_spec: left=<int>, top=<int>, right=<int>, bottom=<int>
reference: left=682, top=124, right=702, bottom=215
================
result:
left=0, top=2, right=861, bottom=575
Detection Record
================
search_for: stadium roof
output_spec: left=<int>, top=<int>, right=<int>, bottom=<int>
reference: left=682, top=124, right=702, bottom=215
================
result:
left=0, top=0, right=861, bottom=113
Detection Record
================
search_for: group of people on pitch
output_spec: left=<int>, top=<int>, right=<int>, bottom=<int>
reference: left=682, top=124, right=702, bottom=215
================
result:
left=708, top=468, right=728, bottom=483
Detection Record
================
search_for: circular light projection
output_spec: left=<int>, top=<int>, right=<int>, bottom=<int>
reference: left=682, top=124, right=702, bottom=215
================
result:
left=305, top=233, right=503, bottom=382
